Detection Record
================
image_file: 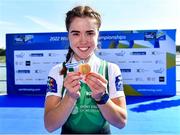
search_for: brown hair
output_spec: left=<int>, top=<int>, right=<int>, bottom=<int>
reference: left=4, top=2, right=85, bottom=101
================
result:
left=60, top=5, right=101, bottom=75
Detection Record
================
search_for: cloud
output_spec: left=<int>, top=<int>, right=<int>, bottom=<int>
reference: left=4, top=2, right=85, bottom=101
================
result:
left=24, top=15, right=65, bottom=31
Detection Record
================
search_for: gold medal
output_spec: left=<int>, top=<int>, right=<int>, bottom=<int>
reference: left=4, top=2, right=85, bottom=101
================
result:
left=79, top=63, right=91, bottom=75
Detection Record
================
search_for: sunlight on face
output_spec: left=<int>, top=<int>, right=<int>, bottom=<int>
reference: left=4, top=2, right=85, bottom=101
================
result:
left=68, top=17, right=99, bottom=61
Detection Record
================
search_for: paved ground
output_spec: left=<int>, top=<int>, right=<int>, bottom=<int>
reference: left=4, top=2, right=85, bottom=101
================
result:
left=0, top=95, right=180, bottom=134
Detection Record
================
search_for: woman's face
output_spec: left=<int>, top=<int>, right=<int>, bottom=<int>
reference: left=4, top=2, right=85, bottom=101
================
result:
left=68, top=17, right=99, bottom=61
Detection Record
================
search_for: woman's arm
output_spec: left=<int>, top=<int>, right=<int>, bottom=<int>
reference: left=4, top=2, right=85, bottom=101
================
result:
left=44, top=72, right=82, bottom=132
left=44, top=94, right=76, bottom=132
left=85, top=72, right=127, bottom=128
left=97, top=96, right=127, bottom=129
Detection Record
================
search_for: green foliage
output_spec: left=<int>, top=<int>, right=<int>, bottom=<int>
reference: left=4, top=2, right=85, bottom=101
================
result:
left=0, top=56, right=6, bottom=63
left=0, top=49, right=5, bottom=56
left=177, top=46, right=180, bottom=53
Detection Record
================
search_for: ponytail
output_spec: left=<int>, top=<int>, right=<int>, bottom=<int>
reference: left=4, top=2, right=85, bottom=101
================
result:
left=60, top=47, right=74, bottom=75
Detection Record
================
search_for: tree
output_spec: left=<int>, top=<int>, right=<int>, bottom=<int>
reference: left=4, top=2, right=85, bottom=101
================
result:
left=0, top=49, right=5, bottom=56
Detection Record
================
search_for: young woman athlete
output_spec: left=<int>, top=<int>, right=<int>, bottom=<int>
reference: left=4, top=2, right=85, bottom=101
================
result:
left=44, top=5, right=127, bottom=134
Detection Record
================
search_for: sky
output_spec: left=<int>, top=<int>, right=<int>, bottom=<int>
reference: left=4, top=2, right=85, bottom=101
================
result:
left=0, top=0, right=180, bottom=49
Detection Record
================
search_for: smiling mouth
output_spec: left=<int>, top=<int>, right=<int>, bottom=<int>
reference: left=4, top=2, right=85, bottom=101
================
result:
left=78, top=47, right=89, bottom=52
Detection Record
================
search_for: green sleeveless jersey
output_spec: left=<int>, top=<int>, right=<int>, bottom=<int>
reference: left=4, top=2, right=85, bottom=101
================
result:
left=62, top=60, right=109, bottom=133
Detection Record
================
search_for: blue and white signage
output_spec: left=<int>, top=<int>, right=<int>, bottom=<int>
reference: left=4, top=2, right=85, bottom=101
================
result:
left=6, top=29, right=176, bottom=96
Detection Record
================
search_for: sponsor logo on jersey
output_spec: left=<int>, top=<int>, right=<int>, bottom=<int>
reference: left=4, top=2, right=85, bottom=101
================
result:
left=47, top=76, right=57, bottom=93
left=115, top=75, right=123, bottom=91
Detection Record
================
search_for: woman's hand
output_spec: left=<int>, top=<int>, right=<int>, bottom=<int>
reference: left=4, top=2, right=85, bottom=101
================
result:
left=63, top=72, right=82, bottom=99
left=85, top=72, right=108, bottom=101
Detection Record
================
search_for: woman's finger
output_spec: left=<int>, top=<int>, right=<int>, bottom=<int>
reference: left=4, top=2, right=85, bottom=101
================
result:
left=86, top=72, right=107, bottom=84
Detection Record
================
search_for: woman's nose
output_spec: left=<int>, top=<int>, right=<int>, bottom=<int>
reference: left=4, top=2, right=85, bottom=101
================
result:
left=80, top=34, right=87, bottom=43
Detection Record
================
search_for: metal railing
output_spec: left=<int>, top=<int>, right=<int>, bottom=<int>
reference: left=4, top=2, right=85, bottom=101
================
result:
left=0, top=64, right=7, bottom=94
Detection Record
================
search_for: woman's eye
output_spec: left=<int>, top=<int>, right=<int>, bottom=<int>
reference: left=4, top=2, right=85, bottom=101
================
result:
left=87, top=32, right=94, bottom=36
left=72, top=33, right=79, bottom=36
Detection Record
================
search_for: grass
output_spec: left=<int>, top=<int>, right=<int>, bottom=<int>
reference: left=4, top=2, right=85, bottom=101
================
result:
left=0, top=56, right=6, bottom=63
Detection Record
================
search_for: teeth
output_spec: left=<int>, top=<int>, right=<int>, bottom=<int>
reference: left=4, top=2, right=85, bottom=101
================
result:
left=79, top=47, right=89, bottom=51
